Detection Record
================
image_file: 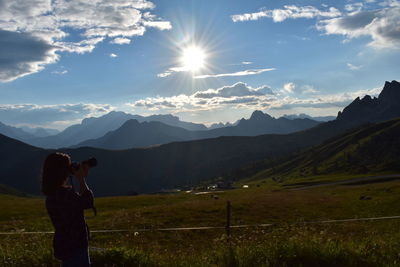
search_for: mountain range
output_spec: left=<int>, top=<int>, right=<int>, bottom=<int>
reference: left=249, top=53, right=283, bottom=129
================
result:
left=24, top=112, right=207, bottom=149
left=1, top=109, right=321, bottom=150
left=0, top=80, right=399, bottom=196
left=282, top=114, right=335, bottom=122
left=76, top=111, right=320, bottom=149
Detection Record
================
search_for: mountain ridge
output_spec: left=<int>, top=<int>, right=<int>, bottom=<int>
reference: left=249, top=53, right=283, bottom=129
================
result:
left=76, top=111, right=320, bottom=149
left=0, top=80, right=399, bottom=196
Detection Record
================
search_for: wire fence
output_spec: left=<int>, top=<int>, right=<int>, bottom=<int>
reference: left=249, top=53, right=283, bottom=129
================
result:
left=1, top=212, right=400, bottom=236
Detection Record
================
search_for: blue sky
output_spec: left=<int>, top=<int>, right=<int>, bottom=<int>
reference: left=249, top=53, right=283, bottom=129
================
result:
left=0, top=0, right=399, bottom=129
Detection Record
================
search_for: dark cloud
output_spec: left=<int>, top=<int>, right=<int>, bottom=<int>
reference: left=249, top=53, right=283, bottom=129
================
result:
left=318, top=6, right=400, bottom=48
left=0, top=30, right=58, bottom=82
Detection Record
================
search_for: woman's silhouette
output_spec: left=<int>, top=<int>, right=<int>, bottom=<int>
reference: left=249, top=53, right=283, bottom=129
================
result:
left=42, top=152, right=94, bottom=267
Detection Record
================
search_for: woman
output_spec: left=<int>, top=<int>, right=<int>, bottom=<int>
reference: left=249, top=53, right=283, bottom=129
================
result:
left=42, top=152, right=94, bottom=267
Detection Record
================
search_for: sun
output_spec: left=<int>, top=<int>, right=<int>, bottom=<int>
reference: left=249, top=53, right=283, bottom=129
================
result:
left=181, top=46, right=206, bottom=72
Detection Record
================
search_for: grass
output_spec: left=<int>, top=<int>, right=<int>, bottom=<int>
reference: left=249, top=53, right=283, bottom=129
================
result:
left=1, top=174, right=400, bottom=266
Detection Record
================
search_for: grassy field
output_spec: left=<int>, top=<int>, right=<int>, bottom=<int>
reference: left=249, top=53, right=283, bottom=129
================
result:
left=2, top=174, right=400, bottom=266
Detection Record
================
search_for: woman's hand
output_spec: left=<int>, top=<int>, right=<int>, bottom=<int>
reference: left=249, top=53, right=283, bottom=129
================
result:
left=73, top=164, right=89, bottom=180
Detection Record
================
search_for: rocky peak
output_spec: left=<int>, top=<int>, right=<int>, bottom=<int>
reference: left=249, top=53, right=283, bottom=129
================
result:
left=378, top=80, right=400, bottom=104
left=249, top=110, right=273, bottom=121
left=337, top=80, right=400, bottom=122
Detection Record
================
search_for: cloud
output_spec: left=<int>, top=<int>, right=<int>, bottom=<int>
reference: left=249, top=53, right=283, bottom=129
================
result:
left=157, top=66, right=189, bottom=78
left=317, top=5, right=400, bottom=49
left=110, top=53, right=118, bottom=58
left=347, top=63, right=362, bottom=70
left=0, top=0, right=171, bottom=82
left=301, top=85, right=319, bottom=94
left=231, top=5, right=341, bottom=22
left=126, top=81, right=382, bottom=118
left=127, top=82, right=275, bottom=111
left=0, top=30, right=59, bottom=82
left=194, top=82, right=274, bottom=98
left=0, top=103, right=115, bottom=129
left=345, top=3, right=364, bottom=12
left=110, top=37, right=131, bottom=45
left=270, top=86, right=381, bottom=110
left=242, top=61, right=253, bottom=65
left=282, top=82, right=296, bottom=93
left=142, top=20, right=172, bottom=30
left=158, top=67, right=275, bottom=79
left=193, top=68, right=276, bottom=79
left=51, top=70, right=68, bottom=75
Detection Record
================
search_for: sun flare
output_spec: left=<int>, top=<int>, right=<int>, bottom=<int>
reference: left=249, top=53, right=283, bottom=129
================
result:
left=181, top=46, right=206, bottom=72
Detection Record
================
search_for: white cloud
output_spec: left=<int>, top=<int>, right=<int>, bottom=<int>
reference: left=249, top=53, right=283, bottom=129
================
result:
left=142, top=20, right=172, bottom=30
left=51, top=70, right=68, bottom=75
left=347, top=63, right=362, bottom=70
left=194, top=82, right=274, bottom=98
left=231, top=5, right=341, bottom=23
left=194, top=68, right=276, bottom=79
left=126, top=81, right=382, bottom=117
left=158, top=67, right=275, bottom=79
left=0, top=0, right=171, bottom=82
left=110, top=53, right=118, bottom=58
left=345, top=3, right=364, bottom=12
left=283, top=82, right=296, bottom=93
left=110, top=37, right=131, bottom=45
left=157, top=71, right=173, bottom=78
left=302, top=85, right=319, bottom=94
left=127, top=82, right=275, bottom=111
left=317, top=5, right=400, bottom=49
left=270, top=86, right=381, bottom=110
left=242, top=61, right=253, bottom=65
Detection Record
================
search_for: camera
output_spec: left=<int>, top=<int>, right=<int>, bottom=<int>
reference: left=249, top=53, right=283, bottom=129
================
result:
left=71, top=157, right=98, bottom=171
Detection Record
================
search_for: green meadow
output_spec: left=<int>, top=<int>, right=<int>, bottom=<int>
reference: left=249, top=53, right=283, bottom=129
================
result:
left=2, top=174, right=400, bottom=266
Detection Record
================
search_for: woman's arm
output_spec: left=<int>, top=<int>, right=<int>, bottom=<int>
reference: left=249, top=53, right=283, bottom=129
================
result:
left=72, top=164, right=94, bottom=209
left=74, top=163, right=90, bottom=195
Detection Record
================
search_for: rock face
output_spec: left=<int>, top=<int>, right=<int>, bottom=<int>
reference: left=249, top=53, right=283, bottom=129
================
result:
left=337, top=80, right=400, bottom=123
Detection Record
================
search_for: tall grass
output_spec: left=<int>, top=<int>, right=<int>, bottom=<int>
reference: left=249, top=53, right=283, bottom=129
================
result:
left=2, top=223, right=400, bottom=266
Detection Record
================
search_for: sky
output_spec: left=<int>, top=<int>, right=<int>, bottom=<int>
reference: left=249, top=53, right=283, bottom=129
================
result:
left=0, top=0, right=399, bottom=130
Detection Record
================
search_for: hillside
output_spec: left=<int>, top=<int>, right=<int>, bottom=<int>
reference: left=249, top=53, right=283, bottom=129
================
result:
left=0, top=81, right=398, bottom=196
left=0, top=116, right=366, bottom=196
left=247, top=118, right=400, bottom=181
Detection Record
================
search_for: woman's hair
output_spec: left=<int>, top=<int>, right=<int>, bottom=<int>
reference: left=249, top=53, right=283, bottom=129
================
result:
left=41, top=152, right=71, bottom=195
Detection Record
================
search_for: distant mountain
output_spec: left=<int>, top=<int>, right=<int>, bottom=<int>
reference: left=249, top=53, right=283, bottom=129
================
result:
left=144, top=114, right=207, bottom=131
left=20, top=126, right=60, bottom=137
left=0, top=122, right=36, bottom=141
left=27, top=111, right=207, bottom=148
left=208, top=110, right=320, bottom=136
left=76, top=120, right=194, bottom=150
left=208, top=121, right=236, bottom=129
left=282, top=114, right=335, bottom=122
left=77, top=111, right=320, bottom=149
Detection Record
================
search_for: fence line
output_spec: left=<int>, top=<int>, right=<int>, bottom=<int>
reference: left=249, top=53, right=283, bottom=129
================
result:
left=1, top=215, right=400, bottom=236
